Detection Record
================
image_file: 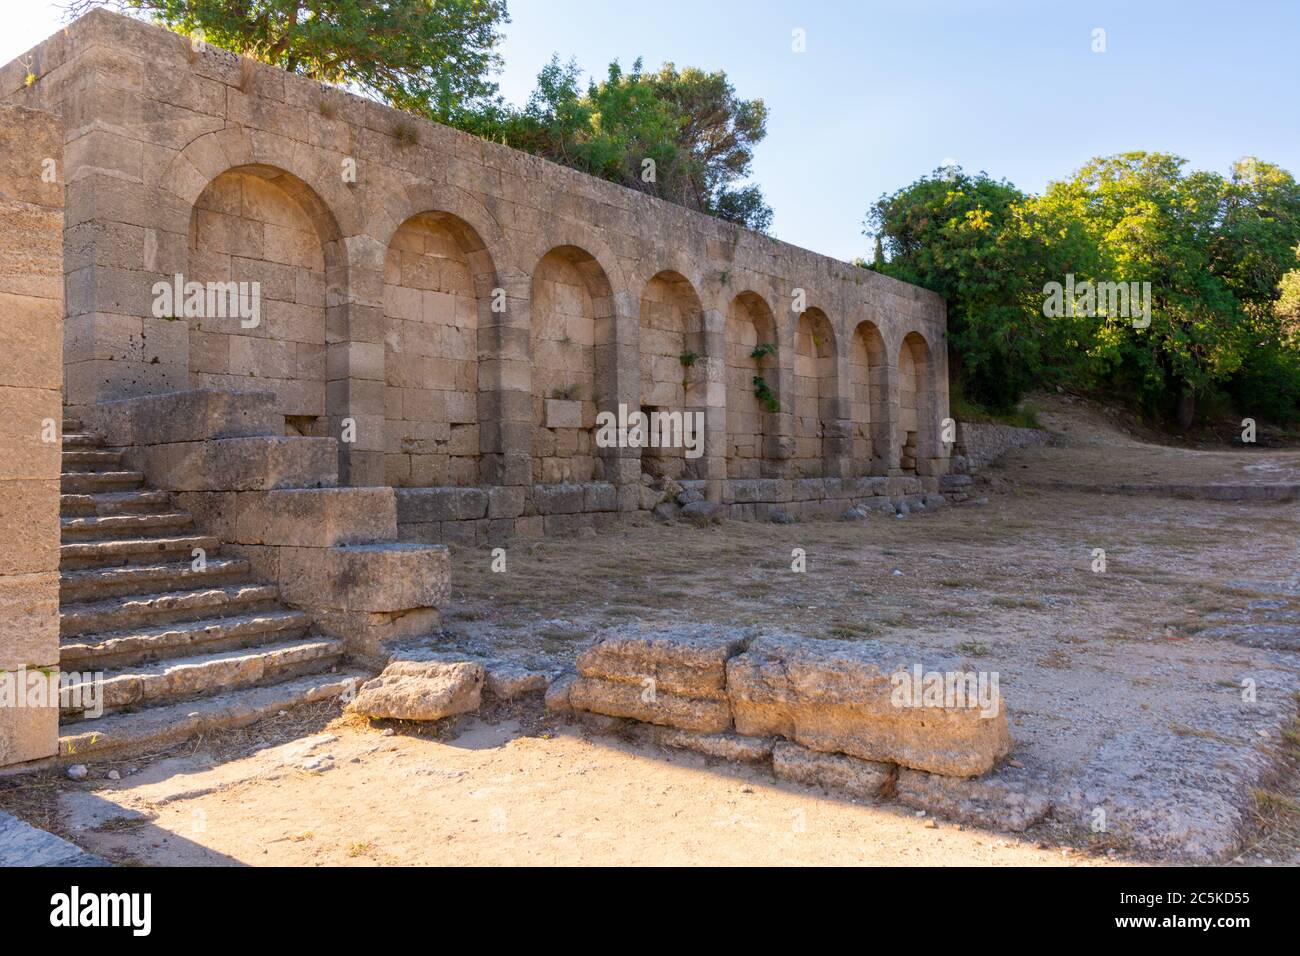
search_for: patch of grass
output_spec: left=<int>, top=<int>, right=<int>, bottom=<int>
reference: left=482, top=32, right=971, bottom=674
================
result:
left=956, top=641, right=990, bottom=657
left=991, top=596, right=1047, bottom=609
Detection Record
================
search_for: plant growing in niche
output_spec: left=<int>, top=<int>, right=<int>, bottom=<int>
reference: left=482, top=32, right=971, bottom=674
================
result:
left=750, top=342, right=779, bottom=412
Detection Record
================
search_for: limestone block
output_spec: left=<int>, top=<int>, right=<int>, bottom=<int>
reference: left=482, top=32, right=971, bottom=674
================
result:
left=394, top=487, right=488, bottom=523
left=772, top=741, right=895, bottom=798
left=577, top=624, right=753, bottom=699
left=895, top=766, right=1052, bottom=832
left=545, top=398, right=583, bottom=429
left=0, top=387, right=60, bottom=481
left=532, top=482, right=584, bottom=515
left=726, top=635, right=1012, bottom=777
left=279, top=542, right=450, bottom=613
left=347, top=660, right=482, bottom=721
left=0, top=692, right=58, bottom=765
left=0, top=480, right=59, bottom=575
left=583, top=482, right=617, bottom=512
left=0, top=573, right=59, bottom=671
left=486, top=485, right=525, bottom=519
left=143, top=436, right=337, bottom=491
left=0, top=293, right=61, bottom=390
left=93, top=389, right=281, bottom=445
left=646, top=727, right=775, bottom=762
left=234, top=488, right=397, bottom=547
left=568, top=676, right=732, bottom=733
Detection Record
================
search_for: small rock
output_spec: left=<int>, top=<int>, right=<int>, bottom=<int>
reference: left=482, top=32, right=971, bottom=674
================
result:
left=106, top=770, right=120, bottom=781
left=380, top=728, right=395, bottom=737
left=66, top=764, right=88, bottom=781
left=840, top=505, right=869, bottom=521
left=675, top=488, right=704, bottom=506
left=652, top=501, right=680, bottom=523
left=769, top=509, right=795, bottom=524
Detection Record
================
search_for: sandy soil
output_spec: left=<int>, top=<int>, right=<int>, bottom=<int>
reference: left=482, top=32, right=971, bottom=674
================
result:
left=49, top=714, right=1109, bottom=867
left=3, top=395, right=1297, bottom=866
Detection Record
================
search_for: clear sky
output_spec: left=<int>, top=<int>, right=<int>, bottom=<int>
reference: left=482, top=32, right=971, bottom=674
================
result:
left=4, top=1, right=1298, bottom=261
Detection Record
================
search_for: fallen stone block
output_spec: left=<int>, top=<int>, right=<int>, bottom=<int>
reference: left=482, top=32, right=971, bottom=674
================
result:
left=544, top=672, right=576, bottom=714
left=895, top=765, right=1052, bottom=832
left=772, top=741, right=895, bottom=798
left=568, top=676, right=732, bottom=733
left=726, top=635, right=1012, bottom=777
left=646, top=727, right=774, bottom=762
left=348, top=660, right=483, bottom=721
left=484, top=663, right=550, bottom=700
left=576, top=623, right=752, bottom=700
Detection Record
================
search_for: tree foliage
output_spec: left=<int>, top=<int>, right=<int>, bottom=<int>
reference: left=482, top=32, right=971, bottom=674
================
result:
left=869, top=155, right=1300, bottom=425
left=73, top=0, right=510, bottom=124
left=467, top=57, right=772, bottom=231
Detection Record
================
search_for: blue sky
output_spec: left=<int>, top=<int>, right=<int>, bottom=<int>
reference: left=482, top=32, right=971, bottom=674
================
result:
left=6, top=1, right=1299, bottom=261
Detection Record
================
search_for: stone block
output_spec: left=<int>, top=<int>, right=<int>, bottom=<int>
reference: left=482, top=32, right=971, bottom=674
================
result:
left=234, top=487, right=397, bottom=547
left=772, top=741, right=895, bottom=798
left=725, top=635, right=1012, bottom=777
left=577, top=623, right=753, bottom=700
left=533, top=482, right=585, bottom=515
left=568, top=676, right=732, bottom=733
left=545, top=398, right=583, bottom=428
left=278, top=542, right=450, bottom=613
left=93, top=389, right=282, bottom=445
left=143, top=436, right=337, bottom=491
left=393, top=487, right=488, bottom=523
left=487, top=485, right=525, bottom=519
left=0, top=479, right=58, bottom=575
left=0, top=692, right=58, bottom=765
left=0, top=573, right=59, bottom=671
left=347, top=660, right=483, bottom=721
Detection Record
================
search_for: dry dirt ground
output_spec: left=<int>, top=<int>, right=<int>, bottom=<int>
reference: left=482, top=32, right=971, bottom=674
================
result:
left=3, top=395, right=1298, bottom=866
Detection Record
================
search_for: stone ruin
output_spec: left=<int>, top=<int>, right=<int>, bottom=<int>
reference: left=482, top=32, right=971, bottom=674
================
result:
left=0, top=11, right=960, bottom=776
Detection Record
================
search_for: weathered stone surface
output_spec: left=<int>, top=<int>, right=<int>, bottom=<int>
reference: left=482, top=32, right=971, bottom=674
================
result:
left=484, top=664, right=550, bottom=700
left=576, top=624, right=753, bottom=699
left=647, top=726, right=775, bottom=762
left=394, top=487, right=488, bottom=523
left=234, top=487, right=397, bottom=547
left=279, top=542, right=450, bottom=613
left=0, top=572, right=59, bottom=670
left=348, top=660, right=483, bottom=721
left=568, top=676, right=732, bottom=733
left=895, top=765, right=1052, bottom=832
left=544, top=672, right=576, bottom=714
left=772, top=741, right=895, bottom=798
left=143, top=436, right=337, bottom=491
left=0, top=694, right=58, bottom=765
left=726, top=636, right=1012, bottom=777
left=93, top=389, right=281, bottom=446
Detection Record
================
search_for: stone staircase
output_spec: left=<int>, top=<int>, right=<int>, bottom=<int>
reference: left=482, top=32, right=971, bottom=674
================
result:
left=57, top=415, right=367, bottom=761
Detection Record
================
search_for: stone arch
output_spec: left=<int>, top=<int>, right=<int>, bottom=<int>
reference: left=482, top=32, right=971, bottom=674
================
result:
left=898, top=330, right=936, bottom=475
left=638, top=271, right=706, bottom=480
left=531, top=245, right=616, bottom=483
left=185, top=164, right=346, bottom=429
left=725, top=291, right=780, bottom=478
left=792, top=308, right=837, bottom=477
left=850, top=320, right=889, bottom=475
left=382, top=211, right=499, bottom=486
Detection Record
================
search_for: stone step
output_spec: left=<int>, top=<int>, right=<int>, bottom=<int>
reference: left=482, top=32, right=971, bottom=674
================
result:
left=63, top=417, right=83, bottom=432
left=60, top=489, right=174, bottom=518
left=61, top=432, right=102, bottom=448
left=60, top=556, right=251, bottom=603
left=61, top=470, right=144, bottom=494
left=60, top=511, right=193, bottom=540
left=60, top=583, right=282, bottom=638
left=60, top=533, right=220, bottom=570
left=60, top=607, right=314, bottom=671
left=58, top=669, right=368, bottom=761
left=62, top=448, right=122, bottom=470
left=60, top=637, right=346, bottom=717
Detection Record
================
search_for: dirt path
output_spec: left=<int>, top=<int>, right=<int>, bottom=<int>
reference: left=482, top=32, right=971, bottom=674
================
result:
left=53, top=716, right=1107, bottom=867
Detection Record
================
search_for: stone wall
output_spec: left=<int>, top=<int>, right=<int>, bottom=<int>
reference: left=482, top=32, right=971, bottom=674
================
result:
left=0, top=104, right=63, bottom=766
left=1, top=10, right=949, bottom=528
left=953, top=422, right=1049, bottom=473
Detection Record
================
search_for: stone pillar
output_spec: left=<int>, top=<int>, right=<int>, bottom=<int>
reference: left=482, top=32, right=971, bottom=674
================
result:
left=694, top=307, right=727, bottom=500
left=333, top=235, right=387, bottom=486
left=823, top=347, right=853, bottom=478
left=878, top=361, right=903, bottom=474
left=0, top=105, right=62, bottom=767
left=479, top=268, right=533, bottom=491
left=597, top=290, right=641, bottom=506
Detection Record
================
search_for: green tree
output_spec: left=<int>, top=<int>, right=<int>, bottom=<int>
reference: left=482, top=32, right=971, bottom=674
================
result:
left=71, top=0, right=510, bottom=123
left=470, top=56, right=772, bottom=231
left=867, top=166, right=1095, bottom=410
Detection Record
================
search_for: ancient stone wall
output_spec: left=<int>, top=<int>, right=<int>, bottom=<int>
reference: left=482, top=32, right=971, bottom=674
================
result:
left=0, top=104, right=63, bottom=766
left=2, top=10, right=949, bottom=543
